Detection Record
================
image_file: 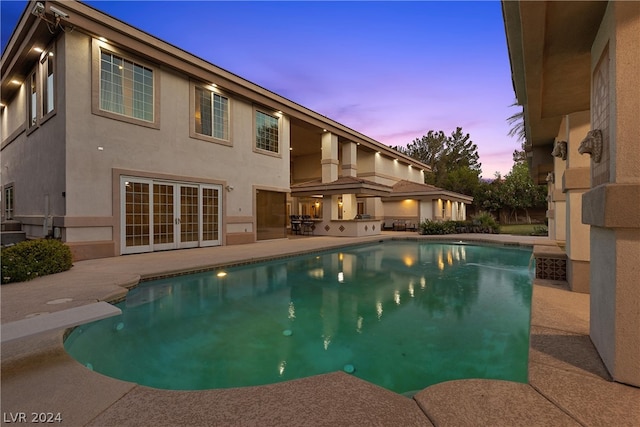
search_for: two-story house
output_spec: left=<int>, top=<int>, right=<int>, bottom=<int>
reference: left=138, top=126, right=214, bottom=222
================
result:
left=1, top=0, right=472, bottom=261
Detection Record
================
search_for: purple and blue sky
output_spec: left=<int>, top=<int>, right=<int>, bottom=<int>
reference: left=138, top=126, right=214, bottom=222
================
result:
left=1, top=0, right=521, bottom=178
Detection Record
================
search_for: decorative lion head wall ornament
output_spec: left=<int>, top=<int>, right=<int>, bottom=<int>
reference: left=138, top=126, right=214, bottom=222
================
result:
left=578, top=129, right=603, bottom=163
left=546, top=172, right=555, bottom=183
left=552, top=140, right=567, bottom=160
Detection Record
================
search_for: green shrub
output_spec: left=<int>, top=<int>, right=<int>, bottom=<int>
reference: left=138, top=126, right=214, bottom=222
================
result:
left=531, top=224, right=548, bottom=236
left=419, top=220, right=456, bottom=235
left=1, top=239, right=73, bottom=284
left=418, top=213, right=499, bottom=235
left=471, top=211, right=500, bottom=234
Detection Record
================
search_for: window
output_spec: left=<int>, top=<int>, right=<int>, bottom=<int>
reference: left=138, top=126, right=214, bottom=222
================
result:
left=194, top=86, right=229, bottom=140
left=4, top=186, right=14, bottom=220
left=42, top=50, right=55, bottom=115
left=100, top=51, right=153, bottom=122
left=255, top=110, right=279, bottom=153
left=28, top=72, right=37, bottom=128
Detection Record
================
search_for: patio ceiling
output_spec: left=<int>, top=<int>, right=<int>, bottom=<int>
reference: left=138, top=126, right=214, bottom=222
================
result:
left=502, top=1, right=607, bottom=183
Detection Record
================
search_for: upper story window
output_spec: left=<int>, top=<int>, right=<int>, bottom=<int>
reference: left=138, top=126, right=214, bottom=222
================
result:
left=255, top=110, right=279, bottom=153
left=26, top=44, right=56, bottom=131
left=28, top=72, right=37, bottom=128
left=42, top=50, right=55, bottom=116
left=100, top=51, right=153, bottom=122
left=194, top=86, right=229, bottom=141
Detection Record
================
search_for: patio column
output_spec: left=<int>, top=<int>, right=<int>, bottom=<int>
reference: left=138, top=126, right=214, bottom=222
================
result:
left=562, top=110, right=591, bottom=293
left=341, top=194, right=357, bottom=220
left=342, top=141, right=357, bottom=177
left=322, top=132, right=338, bottom=183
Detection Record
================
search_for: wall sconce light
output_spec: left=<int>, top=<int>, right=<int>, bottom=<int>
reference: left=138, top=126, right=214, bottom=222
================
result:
left=226, top=185, right=234, bottom=192
left=552, top=140, right=567, bottom=160
left=578, top=129, right=603, bottom=163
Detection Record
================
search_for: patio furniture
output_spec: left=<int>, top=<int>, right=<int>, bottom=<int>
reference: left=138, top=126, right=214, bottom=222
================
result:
left=393, top=220, right=406, bottom=231
left=290, top=215, right=302, bottom=235
left=301, top=215, right=314, bottom=235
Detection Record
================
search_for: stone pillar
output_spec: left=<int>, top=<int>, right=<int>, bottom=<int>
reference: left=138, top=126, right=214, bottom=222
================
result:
left=549, top=129, right=567, bottom=242
left=321, top=132, right=338, bottom=183
left=583, top=1, right=640, bottom=387
left=342, top=141, right=357, bottom=178
left=562, top=110, right=591, bottom=293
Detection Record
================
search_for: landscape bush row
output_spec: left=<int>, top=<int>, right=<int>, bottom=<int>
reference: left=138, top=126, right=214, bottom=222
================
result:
left=418, top=211, right=500, bottom=235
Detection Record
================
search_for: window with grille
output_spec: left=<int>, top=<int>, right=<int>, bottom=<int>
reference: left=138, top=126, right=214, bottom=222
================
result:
left=255, top=110, right=279, bottom=153
left=195, top=87, right=229, bottom=140
left=100, top=51, right=153, bottom=122
left=4, top=186, right=14, bottom=220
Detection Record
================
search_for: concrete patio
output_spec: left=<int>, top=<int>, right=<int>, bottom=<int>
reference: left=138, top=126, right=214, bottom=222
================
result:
left=2, top=234, right=638, bottom=426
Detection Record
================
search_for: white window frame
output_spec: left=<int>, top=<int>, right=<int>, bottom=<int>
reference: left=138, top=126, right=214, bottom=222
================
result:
left=190, top=82, right=232, bottom=146
left=120, top=177, right=222, bottom=255
left=41, top=46, right=56, bottom=119
left=4, top=186, right=14, bottom=220
left=27, top=71, right=37, bottom=130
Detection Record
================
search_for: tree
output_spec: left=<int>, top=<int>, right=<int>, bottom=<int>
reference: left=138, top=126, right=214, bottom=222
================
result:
left=444, top=127, right=481, bottom=174
left=473, top=178, right=504, bottom=214
left=442, top=166, right=480, bottom=197
left=400, top=127, right=481, bottom=194
left=507, top=102, right=526, bottom=142
left=500, top=162, right=546, bottom=223
left=512, top=141, right=527, bottom=164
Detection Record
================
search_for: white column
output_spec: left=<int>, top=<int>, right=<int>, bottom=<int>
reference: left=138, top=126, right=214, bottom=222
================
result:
left=321, top=132, right=338, bottom=183
left=342, top=141, right=357, bottom=177
left=342, top=193, right=357, bottom=220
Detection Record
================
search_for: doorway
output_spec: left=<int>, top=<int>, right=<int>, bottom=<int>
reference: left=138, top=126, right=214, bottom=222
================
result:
left=121, top=177, right=222, bottom=254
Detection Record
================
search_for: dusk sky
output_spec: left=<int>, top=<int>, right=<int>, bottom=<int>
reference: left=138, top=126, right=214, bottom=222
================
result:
left=1, top=0, right=521, bottom=178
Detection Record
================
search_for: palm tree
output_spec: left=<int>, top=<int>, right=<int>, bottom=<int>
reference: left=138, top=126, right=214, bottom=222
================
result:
left=507, top=102, right=527, bottom=163
left=507, top=102, right=526, bottom=142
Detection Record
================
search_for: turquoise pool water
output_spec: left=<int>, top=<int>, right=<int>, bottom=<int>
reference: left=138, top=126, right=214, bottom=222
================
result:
left=64, top=241, right=533, bottom=394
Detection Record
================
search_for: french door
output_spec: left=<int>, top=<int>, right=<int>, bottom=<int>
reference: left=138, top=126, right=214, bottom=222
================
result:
left=121, top=177, right=221, bottom=254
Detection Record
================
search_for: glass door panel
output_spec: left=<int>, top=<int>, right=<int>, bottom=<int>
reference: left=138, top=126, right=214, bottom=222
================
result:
left=122, top=178, right=151, bottom=254
left=153, top=183, right=175, bottom=250
left=179, top=185, right=199, bottom=247
left=201, top=185, right=221, bottom=246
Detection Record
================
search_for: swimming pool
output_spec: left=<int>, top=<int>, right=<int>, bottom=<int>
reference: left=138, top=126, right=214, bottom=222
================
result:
left=64, top=241, right=533, bottom=394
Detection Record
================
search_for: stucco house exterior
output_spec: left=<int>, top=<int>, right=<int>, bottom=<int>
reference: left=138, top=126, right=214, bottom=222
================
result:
left=1, top=1, right=471, bottom=260
left=503, top=1, right=639, bottom=387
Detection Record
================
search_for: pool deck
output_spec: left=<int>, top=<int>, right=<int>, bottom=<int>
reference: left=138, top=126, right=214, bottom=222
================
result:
left=2, top=234, right=639, bottom=426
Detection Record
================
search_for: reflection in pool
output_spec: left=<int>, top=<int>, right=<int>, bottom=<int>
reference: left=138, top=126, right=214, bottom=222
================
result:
left=64, top=241, right=533, bottom=394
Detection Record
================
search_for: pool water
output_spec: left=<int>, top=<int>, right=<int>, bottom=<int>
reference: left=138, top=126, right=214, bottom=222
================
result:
left=64, top=241, right=533, bottom=394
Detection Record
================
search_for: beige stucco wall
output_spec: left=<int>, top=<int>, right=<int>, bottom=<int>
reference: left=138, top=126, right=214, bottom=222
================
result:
left=383, top=200, right=418, bottom=219
left=358, top=151, right=423, bottom=185
left=0, top=84, right=26, bottom=141
left=420, top=200, right=434, bottom=221
left=62, top=31, right=290, bottom=248
left=586, top=1, right=640, bottom=387
left=562, top=111, right=591, bottom=293
left=0, top=36, right=66, bottom=237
